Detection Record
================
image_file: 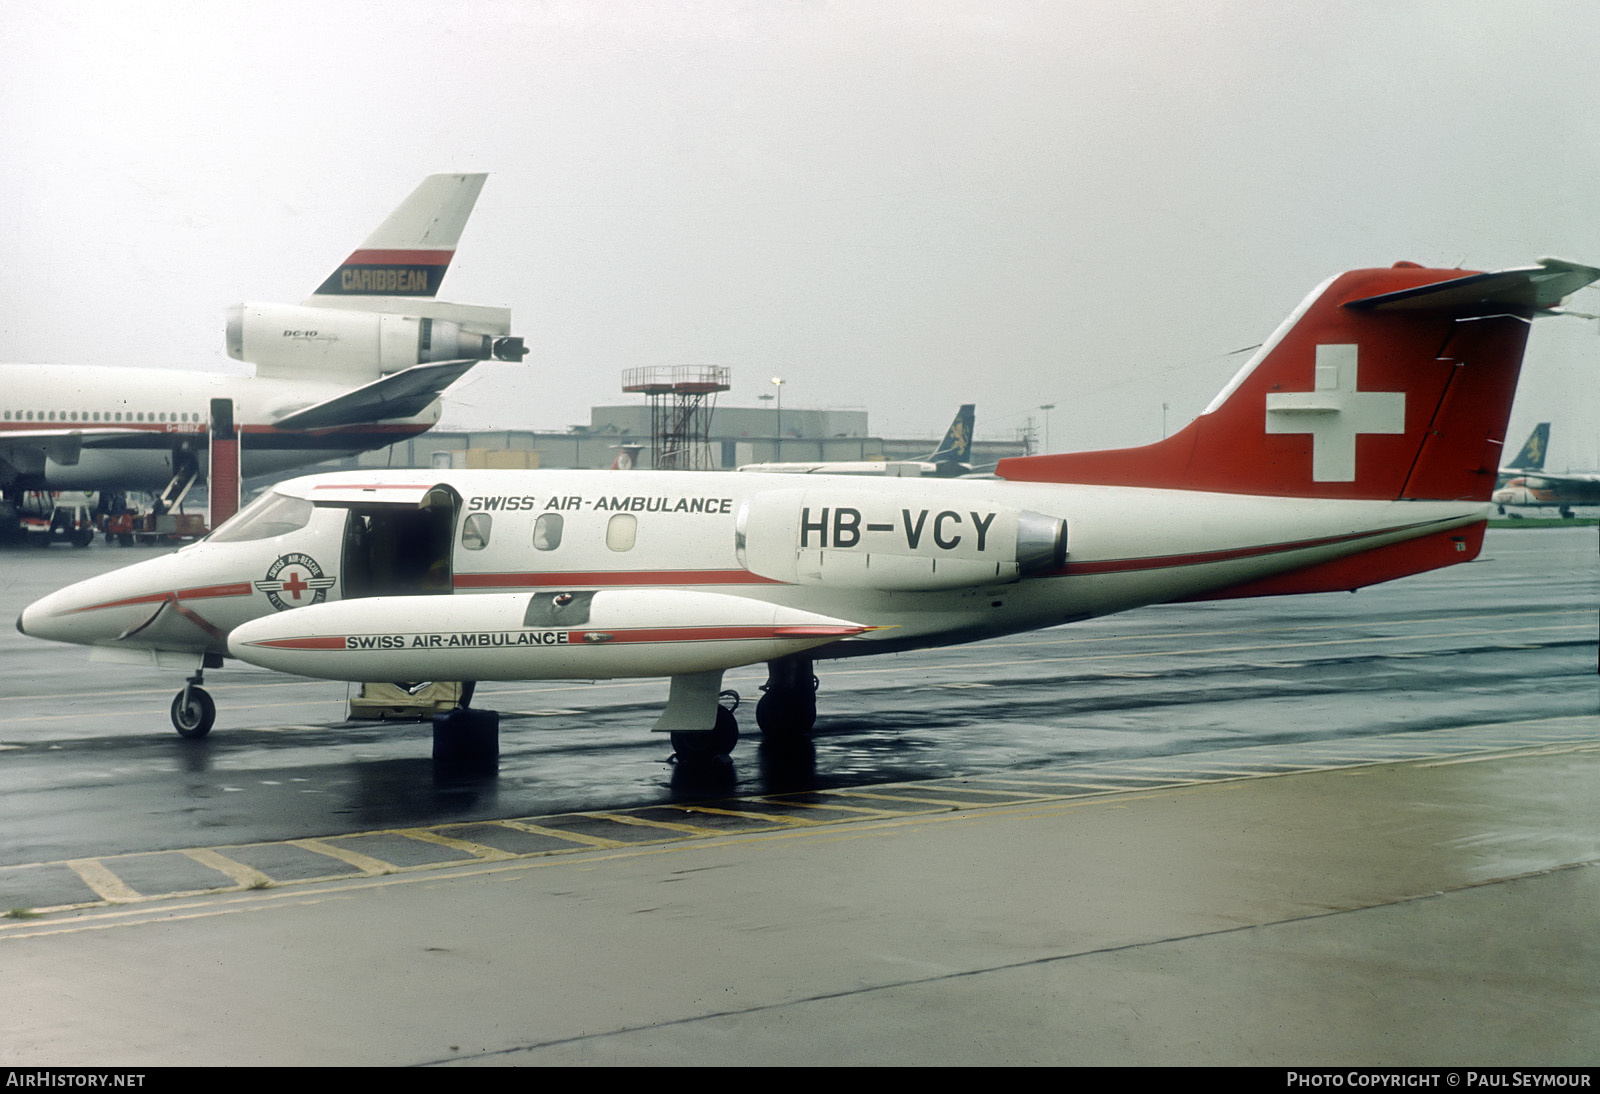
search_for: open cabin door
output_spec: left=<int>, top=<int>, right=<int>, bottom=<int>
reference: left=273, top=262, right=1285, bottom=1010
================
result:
left=337, top=484, right=460, bottom=600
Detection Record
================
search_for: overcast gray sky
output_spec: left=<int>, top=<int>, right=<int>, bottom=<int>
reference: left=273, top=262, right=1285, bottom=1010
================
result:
left=3, top=1, right=1596, bottom=466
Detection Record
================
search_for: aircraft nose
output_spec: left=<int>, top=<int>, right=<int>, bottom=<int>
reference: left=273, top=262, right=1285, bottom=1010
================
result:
left=13, top=550, right=214, bottom=650
left=17, top=585, right=98, bottom=645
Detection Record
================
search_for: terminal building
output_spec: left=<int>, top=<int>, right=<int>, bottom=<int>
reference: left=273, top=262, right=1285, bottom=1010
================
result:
left=335, top=404, right=1028, bottom=474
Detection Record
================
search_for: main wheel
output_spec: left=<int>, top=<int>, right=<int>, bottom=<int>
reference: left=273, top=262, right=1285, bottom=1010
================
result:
left=171, top=687, right=216, bottom=739
left=756, top=690, right=817, bottom=739
left=671, top=706, right=739, bottom=759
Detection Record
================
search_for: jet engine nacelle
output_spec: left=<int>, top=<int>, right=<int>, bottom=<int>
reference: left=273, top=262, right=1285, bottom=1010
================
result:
left=736, top=488, right=1067, bottom=591
left=226, top=303, right=526, bottom=377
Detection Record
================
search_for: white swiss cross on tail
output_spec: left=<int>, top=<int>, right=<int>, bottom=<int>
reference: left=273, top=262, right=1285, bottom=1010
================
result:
left=1264, top=344, right=1405, bottom=482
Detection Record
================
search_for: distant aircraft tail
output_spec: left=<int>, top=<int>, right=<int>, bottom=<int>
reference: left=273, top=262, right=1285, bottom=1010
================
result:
left=305, top=173, right=487, bottom=302
left=1505, top=422, right=1550, bottom=472
left=926, top=404, right=975, bottom=473
left=997, top=259, right=1599, bottom=502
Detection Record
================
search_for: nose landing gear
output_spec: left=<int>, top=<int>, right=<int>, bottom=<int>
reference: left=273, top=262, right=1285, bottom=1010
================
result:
left=171, top=671, right=216, bottom=739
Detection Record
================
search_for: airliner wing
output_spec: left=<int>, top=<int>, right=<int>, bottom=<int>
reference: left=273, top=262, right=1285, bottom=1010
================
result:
left=0, top=428, right=155, bottom=467
left=1517, top=470, right=1600, bottom=487
left=270, top=358, right=481, bottom=430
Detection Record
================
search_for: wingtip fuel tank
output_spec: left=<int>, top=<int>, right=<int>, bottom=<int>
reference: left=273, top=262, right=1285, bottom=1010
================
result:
left=228, top=589, right=873, bottom=681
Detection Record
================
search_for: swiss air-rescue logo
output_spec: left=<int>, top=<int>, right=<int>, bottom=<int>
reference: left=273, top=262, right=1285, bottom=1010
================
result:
left=255, top=553, right=336, bottom=611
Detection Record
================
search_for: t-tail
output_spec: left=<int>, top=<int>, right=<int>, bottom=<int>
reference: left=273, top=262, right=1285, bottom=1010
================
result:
left=997, top=260, right=1599, bottom=504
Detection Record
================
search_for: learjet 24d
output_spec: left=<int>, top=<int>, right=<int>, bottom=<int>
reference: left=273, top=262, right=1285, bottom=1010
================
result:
left=17, top=258, right=1598, bottom=759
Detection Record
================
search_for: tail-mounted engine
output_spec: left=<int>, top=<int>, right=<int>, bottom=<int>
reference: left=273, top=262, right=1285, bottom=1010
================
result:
left=736, top=488, right=1067, bottom=591
left=226, top=302, right=526, bottom=377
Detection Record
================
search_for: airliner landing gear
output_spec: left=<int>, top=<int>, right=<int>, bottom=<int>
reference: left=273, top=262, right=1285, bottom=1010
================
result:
left=756, top=657, right=818, bottom=742
left=171, top=672, right=216, bottom=739
left=670, top=692, right=741, bottom=760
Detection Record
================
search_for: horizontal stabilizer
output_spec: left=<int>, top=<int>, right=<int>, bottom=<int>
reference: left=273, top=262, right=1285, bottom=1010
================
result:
left=271, top=359, right=480, bottom=430
left=1345, top=258, right=1600, bottom=314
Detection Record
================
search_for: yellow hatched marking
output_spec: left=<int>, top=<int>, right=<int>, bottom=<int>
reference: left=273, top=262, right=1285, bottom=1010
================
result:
left=817, top=789, right=997, bottom=809
left=497, top=820, right=627, bottom=849
left=183, top=848, right=273, bottom=889
left=757, top=798, right=906, bottom=817
left=587, top=812, right=725, bottom=838
left=65, top=859, right=141, bottom=903
left=288, top=839, right=394, bottom=875
left=397, top=829, right=515, bottom=860
left=661, top=805, right=823, bottom=826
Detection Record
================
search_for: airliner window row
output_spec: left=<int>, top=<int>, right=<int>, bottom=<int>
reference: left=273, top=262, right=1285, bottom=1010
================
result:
left=2, top=410, right=203, bottom=423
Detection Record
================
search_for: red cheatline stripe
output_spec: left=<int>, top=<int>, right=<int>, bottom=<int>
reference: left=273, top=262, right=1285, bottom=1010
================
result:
left=71, top=583, right=255, bottom=614
left=170, top=602, right=227, bottom=643
left=340, top=249, right=454, bottom=265
left=1052, top=521, right=1448, bottom=577
left=455, top=570, right=783, bottom=589
left=251, top=636, right=348, bottom=650
left=250, top=625, right=868, bottom=650
left=569, top=625, right=865, bottom=643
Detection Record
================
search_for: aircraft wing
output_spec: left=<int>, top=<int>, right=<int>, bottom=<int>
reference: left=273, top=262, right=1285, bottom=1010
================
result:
left=0, top=428, right=156, bottom=467
left=1516, top=470, right=1600, bottom=487
left=270, top=359, right=482, bottom=431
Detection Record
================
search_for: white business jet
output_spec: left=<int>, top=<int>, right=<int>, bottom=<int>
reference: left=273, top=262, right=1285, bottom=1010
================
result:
left=18, top=258, right=1596, bottom=763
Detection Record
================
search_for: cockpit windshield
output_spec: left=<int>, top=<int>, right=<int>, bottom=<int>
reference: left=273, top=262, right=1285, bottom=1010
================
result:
left=206, top=491, right=315, bottom=543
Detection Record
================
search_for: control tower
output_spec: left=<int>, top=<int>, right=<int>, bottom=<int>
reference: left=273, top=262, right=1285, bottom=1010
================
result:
left=621, top=365, right=731, bottom=469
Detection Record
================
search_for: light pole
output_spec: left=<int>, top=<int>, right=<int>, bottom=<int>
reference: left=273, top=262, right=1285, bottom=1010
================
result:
left=1038, top=403, right=1055, bottom=454
left=770, top=377, right=786, bottom=460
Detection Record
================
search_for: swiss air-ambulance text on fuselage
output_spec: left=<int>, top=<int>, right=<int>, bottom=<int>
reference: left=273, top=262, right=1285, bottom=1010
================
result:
left=466, top=495, right=734, bottom=514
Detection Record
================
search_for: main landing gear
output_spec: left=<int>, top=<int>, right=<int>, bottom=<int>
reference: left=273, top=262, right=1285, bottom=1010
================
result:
left=670, top=691, right=741, bottom=761
left=171, top=670, right=216, bottom=739
left=756, top=656, right=819, bottom=743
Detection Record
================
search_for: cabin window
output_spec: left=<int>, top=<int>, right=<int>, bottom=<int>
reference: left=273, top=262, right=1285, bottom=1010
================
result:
left=605, top=513, right=637, bottom=552
left=208, top=492, right=314, bottom=543
left=533, top=513, right=563, bottom=551
left=461, top=513, right=492, bottom=551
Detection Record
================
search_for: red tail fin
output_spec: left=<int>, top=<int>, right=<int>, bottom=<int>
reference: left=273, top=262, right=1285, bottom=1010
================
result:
left=998, top=259, right=1598, bottom=501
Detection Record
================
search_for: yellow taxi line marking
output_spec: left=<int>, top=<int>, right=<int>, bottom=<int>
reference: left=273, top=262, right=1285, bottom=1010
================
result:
left=6, top=732, right=1596, bottom=925
left=1418, top=742, right=1600, bottom=767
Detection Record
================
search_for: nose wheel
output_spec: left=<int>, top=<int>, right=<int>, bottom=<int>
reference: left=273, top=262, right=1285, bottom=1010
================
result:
left=171, top=674, right=216, bottom=739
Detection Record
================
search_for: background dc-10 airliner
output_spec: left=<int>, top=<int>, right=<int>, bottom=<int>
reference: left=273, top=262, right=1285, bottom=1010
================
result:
left=18, top=257, right=1597, bottom=762
left=0, top=173, right=524, bottom=525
